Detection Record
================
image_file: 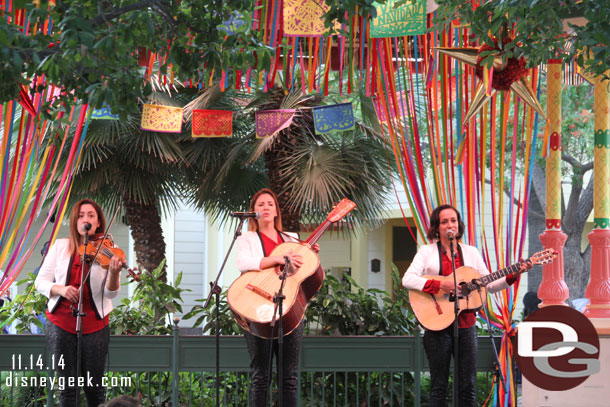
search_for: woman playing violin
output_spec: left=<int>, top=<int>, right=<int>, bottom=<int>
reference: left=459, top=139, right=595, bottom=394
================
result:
left=35, top=199, right=122, bottom=407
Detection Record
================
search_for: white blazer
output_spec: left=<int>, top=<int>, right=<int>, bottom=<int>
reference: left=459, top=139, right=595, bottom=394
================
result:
left=235, top=230, right=299, bottom=272
left=402, top=242, right=509, bottom=294
left=35, top=238, right=119, bottom=319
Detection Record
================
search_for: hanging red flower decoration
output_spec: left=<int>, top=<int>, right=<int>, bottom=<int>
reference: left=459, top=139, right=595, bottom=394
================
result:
left=475, top=39, right=528, bottom=91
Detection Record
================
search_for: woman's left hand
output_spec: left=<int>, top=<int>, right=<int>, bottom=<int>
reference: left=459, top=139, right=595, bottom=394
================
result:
left=109, top=256, right=122, bottom=274
left=311, top=243, right=320, bottom=253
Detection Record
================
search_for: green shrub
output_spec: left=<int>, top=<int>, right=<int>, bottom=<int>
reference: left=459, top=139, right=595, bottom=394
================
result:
left=305, top=265, right=418, bottom=335
left=109, top=259, right=189, bottom=335
left=0, top=272, right=48, bottom=334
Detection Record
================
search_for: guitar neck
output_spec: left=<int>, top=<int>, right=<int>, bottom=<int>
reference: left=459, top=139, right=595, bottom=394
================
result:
left=305, top=220, right=331, bottom=246
left=477, top=261, right=525, bottom=287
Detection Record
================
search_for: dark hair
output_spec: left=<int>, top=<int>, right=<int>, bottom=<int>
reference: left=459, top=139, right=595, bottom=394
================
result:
left=247, top=188, right=283, bottom=232
left=426, top=204, right=465, bottom=241
left=101, top=395, right=141, bottom=407
left=523, top=291, right=541, bottom=317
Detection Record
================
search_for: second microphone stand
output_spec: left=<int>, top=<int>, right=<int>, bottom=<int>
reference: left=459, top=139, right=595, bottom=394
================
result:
left=202, top=216, right=247, bottom=407
left=267, top=255, right=291, bottom=407
left=448, top=234, right=460, bottom=407
left=476, top=286, right=508, bottom=398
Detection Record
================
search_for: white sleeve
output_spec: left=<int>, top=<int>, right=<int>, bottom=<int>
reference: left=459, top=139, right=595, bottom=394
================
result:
left=235, top=234, right=263, bottom=272
left=34, top=242, right=59, bottom=299
left=402, top=247, right=431, bottom=291
left=103, top=269, right=120, bottom=299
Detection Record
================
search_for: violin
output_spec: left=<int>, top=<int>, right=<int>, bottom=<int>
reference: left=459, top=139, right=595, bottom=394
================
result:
left=78, top=236, right=141, bottom=282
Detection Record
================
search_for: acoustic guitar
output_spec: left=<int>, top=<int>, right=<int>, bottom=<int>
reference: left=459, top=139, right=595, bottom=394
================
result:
left=408, top=248, right=557, bottom=331
left=227, top=198, right=356, bottom=339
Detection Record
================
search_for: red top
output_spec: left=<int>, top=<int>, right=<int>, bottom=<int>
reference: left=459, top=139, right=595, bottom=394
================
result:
left=422, top=249, right=517, bottom=328
left=46, top=252, right=109, bottom=334
left=259, top=230, right=282, bottom=256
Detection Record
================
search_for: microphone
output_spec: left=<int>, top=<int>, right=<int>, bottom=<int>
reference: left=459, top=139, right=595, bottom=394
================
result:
left=230, top=211, right=261, bottom=219
left=82, top=222, right=92, bottom=232
left=447, top=230, right=455, bottom=241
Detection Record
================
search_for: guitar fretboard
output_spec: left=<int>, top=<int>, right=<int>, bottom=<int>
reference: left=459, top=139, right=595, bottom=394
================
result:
left=478, top=262, right=524, bottom=286
left=305, top=220, right=331, bottom=246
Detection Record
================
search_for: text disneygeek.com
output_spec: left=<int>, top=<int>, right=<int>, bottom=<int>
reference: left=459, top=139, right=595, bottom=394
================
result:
left=5, top=372, right=132, bottom=390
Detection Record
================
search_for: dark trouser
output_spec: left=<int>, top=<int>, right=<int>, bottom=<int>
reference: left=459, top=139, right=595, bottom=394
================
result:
left=423, top=325, right=478, bottom=407
left=45, top=321, right=109, bottom=407
left=244, top=322, right=303, bottom=407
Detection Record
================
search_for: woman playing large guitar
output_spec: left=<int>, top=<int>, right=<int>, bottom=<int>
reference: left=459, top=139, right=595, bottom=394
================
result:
left=231, top=188, right=355, bottom=406
left=232, top=188, right=315, bottom=407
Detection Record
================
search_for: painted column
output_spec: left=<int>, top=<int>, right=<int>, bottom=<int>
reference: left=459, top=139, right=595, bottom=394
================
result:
left=584, top=74, right=610, bottom=318
left=538, top=59, right=569, bottom=307
left=351, top=231, right=369, bottom=289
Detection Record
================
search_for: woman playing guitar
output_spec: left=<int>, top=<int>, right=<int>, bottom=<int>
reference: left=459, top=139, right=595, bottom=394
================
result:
left=402, top=204, right=520, bottom=407
left=234, top=188, right=319, bottom=407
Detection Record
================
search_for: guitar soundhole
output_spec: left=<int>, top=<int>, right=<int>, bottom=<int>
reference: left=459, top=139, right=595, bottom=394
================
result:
left=459, top=282, right=469, bottom=297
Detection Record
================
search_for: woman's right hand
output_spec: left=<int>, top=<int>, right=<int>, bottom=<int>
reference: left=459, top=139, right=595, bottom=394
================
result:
left=439, top=280, right=456, bottom=293
left=57, top=285, right=79, bottom=303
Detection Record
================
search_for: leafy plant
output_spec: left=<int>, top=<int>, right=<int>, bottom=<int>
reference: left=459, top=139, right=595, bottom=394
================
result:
left=182, top=289, right=242, bottom=335
left=0, top=272, right=48, bottom=334
left=109, top=260, right=188, bottom=335
left=0, top=371, right=47, bottom=406
left=305, top=264, right=418, bottom=336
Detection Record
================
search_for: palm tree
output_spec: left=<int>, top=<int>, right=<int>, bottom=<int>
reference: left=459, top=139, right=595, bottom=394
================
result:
left=59, top=86, right=199, bottom=276
left=59, top=78, right=397, bottom=277
left=184, top=85, right=396, bottom=233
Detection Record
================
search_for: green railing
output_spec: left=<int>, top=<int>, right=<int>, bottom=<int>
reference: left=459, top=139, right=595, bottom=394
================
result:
left=0, top=328, right=502, bottom=406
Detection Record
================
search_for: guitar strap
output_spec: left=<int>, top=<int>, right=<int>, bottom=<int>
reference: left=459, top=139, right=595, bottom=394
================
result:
left=436, top=241, right=464, bottom=275
left=256, top=229, right=286, bottom=257
left=278, top=230, right=303, bottom=244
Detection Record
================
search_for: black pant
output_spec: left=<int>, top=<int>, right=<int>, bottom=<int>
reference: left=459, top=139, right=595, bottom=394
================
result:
left=244, top=322, right=303, bottom=407
left=423, top=325, right=478, bottom=407
left=45, top=321, right=109, bottom=407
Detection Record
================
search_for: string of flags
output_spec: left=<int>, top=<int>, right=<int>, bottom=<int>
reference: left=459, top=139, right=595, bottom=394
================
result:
left=91, top=101, right=362, bottom=139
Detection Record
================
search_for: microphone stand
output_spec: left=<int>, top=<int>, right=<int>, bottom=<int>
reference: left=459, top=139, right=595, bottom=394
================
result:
left=448, top=234, right=460, bottom=407
left=476, top=287, right=508, bottom=397
left=269, top=255, right=290, bottom=407
left=74, top=227, right=91, bottom=407
left=202, top=216, right=248, bottom=407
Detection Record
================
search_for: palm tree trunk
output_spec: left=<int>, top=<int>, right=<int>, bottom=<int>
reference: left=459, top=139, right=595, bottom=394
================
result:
left=123, top=197, right=167, bottom=279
